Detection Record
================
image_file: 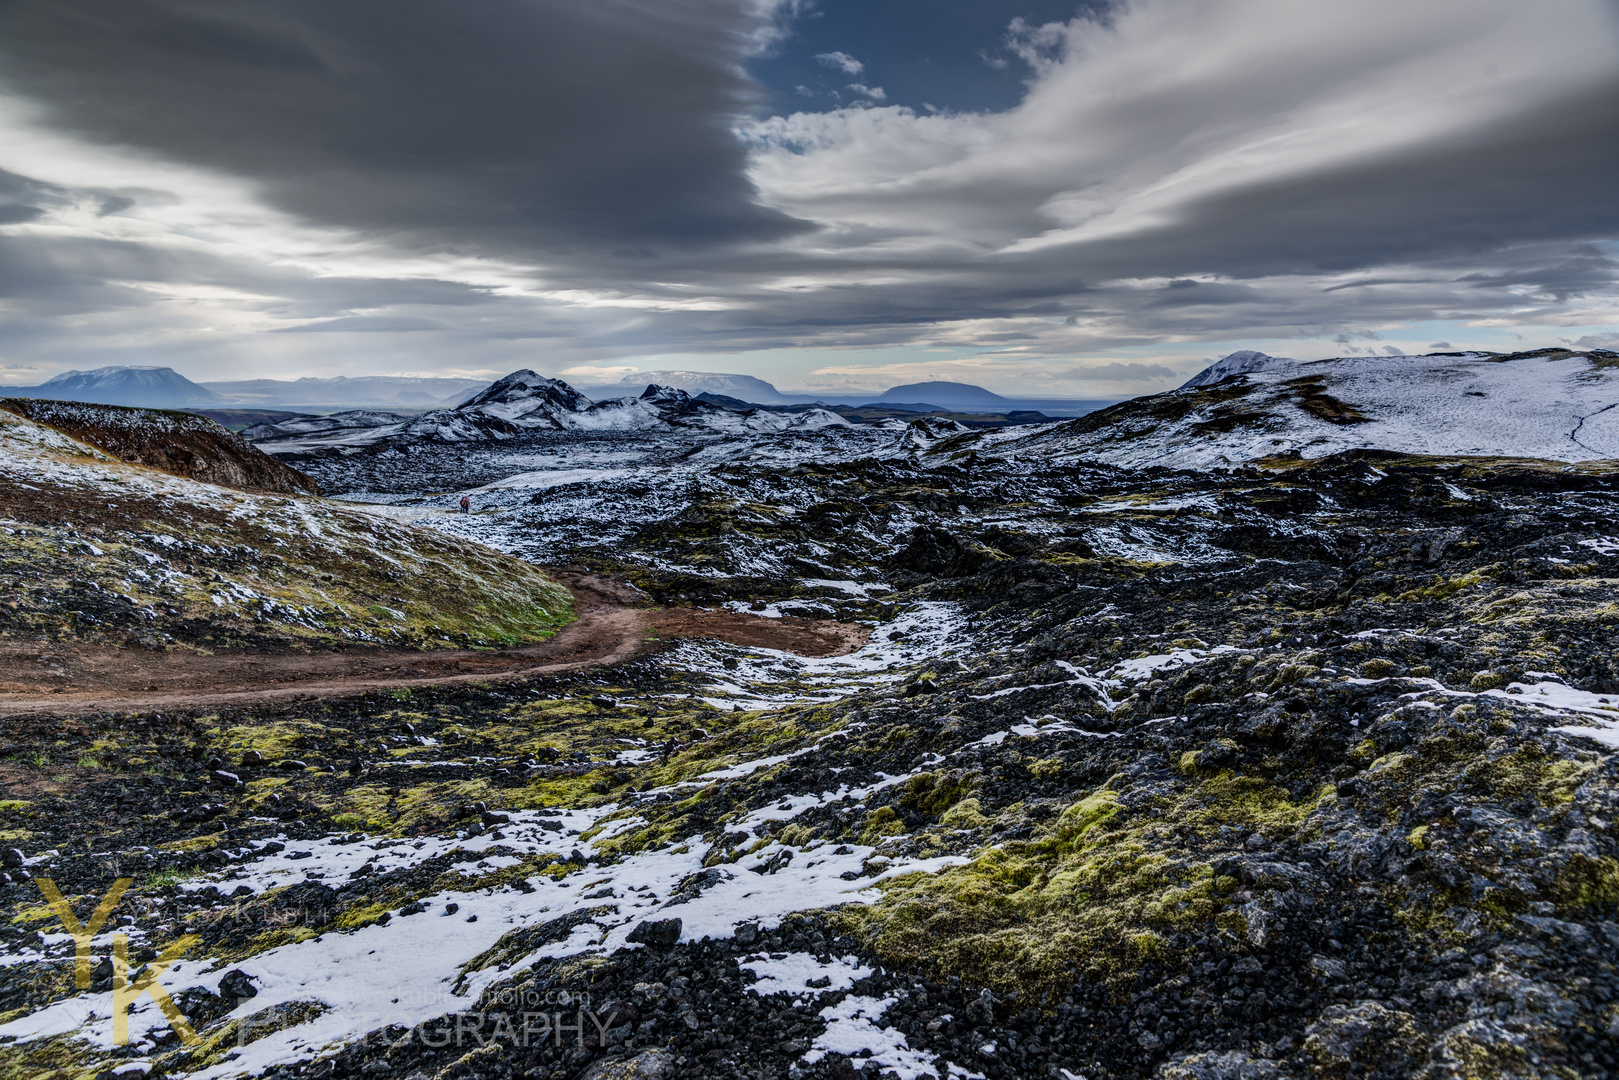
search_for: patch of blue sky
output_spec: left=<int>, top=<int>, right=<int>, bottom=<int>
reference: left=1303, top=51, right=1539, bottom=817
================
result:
left=750, top=1, right=1108, bottom=116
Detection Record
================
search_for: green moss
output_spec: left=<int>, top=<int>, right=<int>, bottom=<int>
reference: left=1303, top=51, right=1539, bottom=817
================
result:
left=841, top=774, right=1328, bottom=1002
left=1267, top=664, right=1318, bottom=690
left=1550, top=854, right=1619, bottom=908
left=1181, top=683, right=1216, bottom=705
left=1397, top=568, right=1494, bottom=602
left=898, top=771, right=976, bottom=816
left=940, top=798, right=988, bottom=828
left=860, top=806, right=907, bottom=844
left=1054, top=790, right=1120, bottom=843
left=1128, top=930, right=1167, bottom=961
left=335, top=901, right=390, bottom=929
left=1179, top=739, right=1239, bottom=775
left=0, top=1035, right=105, bottom=1080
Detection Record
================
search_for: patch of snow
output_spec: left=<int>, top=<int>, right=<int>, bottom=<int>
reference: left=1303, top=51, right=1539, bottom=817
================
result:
left=739, top=952, right=872, bottom=996
left=802, top=994, right=971, bottom=1079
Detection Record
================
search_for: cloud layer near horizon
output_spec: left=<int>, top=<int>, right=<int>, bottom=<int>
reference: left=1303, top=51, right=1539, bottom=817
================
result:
left=0, top=0, right=1616, bottom=394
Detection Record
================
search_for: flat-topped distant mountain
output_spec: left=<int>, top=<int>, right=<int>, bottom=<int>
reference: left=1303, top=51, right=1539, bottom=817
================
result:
left=867, top=381, right=1016, bottom=410
left=5, top=366, right=223, bottom=408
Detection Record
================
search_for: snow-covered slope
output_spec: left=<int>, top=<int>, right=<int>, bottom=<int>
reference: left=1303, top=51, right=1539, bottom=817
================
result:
left=982, top=348, right=1619, bottom=470
left=0, top=398, right=318, bottom=495
left=248, top=373, right=851, bottom=452
left=1178, top=349, right=1299, bottom=389
left=454, top=370, right=595, bottom=422
left=6, top=365, right=223, bottom=407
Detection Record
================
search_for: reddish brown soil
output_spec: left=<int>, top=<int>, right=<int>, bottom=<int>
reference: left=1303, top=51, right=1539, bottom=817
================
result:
left=0, top=570, right=868, bottom=715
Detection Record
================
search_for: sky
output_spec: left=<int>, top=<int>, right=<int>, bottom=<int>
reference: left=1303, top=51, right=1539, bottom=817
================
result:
left=0, top=0, right=1617, bottom=398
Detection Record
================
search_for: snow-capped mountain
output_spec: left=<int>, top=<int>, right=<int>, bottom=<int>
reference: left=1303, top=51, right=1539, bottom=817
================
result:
left=246, top=372, right=850, bottom=452
left=450, top=370, right=596, bottom=423
left=1177, top=349, right=1299, bottom=389
left=5, top=365, right=224, bottom=408
left=971, top=348, right=1619, bottom=470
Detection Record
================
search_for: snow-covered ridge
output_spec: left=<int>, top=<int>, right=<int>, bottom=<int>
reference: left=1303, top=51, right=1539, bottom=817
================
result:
left=975, top=349, right=1619, bottom=470
left=1178, top=349, right=1299, bottom=389
left=247, top=373, right=851, bottom=452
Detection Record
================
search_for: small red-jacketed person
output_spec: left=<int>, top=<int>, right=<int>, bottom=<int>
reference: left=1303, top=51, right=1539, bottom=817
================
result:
left=460, top=494, right=471, bottom=513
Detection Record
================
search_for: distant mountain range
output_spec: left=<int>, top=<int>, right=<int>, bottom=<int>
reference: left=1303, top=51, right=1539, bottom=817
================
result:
left=11, top=350, right=1614, bottom=465
left=5, top=365, right=1118, bottom=416
left=199, top=374, right=490, bottom=407
left=243, top=373, right=853, bottom=451
left=576, top=370, right=794, bottom=405
left=578, top=372, right=1111, bottom=415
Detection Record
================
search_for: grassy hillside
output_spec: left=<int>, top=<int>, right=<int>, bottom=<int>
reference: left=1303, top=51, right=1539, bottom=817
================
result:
left=0, top=410, right=571, bottom=651
left=0, top=397, right=319, bottom=495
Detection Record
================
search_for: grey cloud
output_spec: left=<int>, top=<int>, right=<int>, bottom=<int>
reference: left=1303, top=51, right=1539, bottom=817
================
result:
left=1144, top=280, right=1264, bottom=307
left=271, top=316, right=450, bottom=333
left=0, top=167, right=62, bottom=225
left=1069, top=362, right=1179, bottom=380
left=1008, top=86, right=1619, bottom=286
left=0, top=0, right=805, bottom=257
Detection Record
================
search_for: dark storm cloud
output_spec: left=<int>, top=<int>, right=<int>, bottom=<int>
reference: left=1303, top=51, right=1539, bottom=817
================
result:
left=0, top=0, right=805, bottom=254
left=1044, top=86, right=1619, bottom=285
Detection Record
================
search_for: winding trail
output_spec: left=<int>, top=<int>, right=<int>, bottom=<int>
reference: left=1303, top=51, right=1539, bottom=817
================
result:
left=0, top=569, right=869, bottom=715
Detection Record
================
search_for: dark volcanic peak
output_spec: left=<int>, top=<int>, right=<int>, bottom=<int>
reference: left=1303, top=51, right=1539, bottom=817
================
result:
left=639, top=383, right=694, bottom=404
left=10, top=365, right=223, bottom=408
left=454, top=369, right=594, bottom=415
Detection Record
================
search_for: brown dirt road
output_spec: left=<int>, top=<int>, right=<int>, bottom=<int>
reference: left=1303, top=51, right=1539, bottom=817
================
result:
left=0, top=569, right=869, bottom=715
